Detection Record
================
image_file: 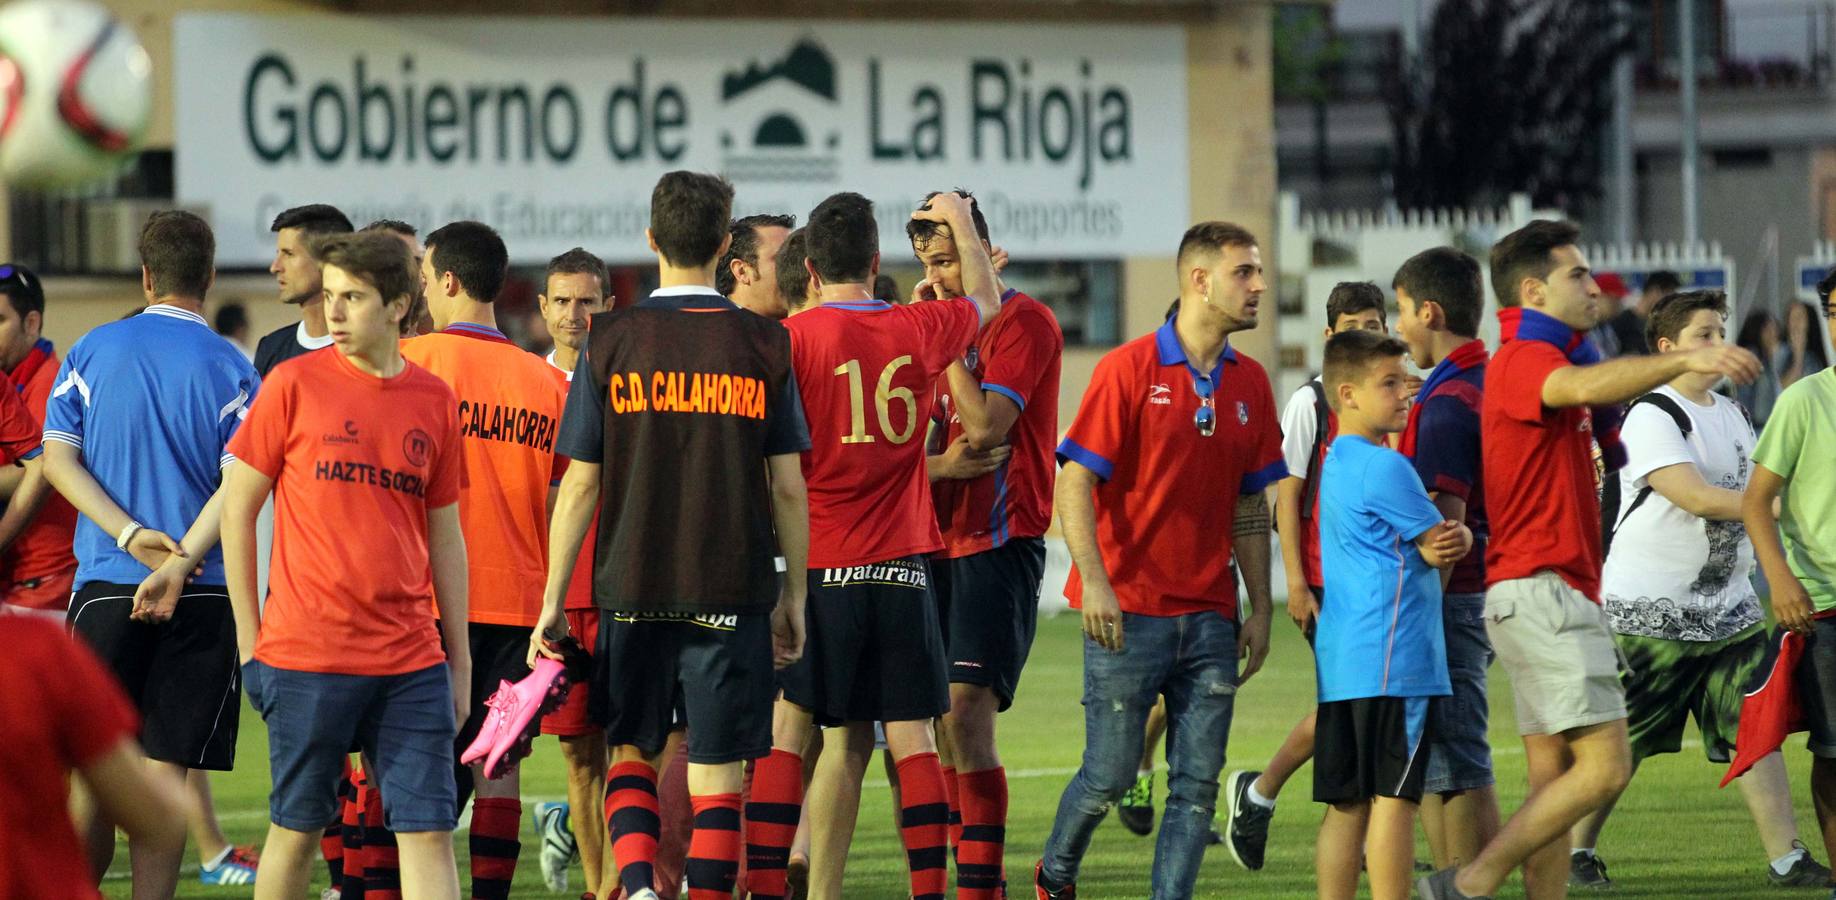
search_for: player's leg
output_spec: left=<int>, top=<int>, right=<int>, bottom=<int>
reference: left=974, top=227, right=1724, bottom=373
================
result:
left=747, top=697, right=816, bottom=899
left=185, top=770, right=249, bottom=880
left=654, top=729, right=696, bottom=900
left=593, top=614, right=679, bottom=899
left=1314, top=801, right=1369, bottom=900
left=560, top=733, right=610, bottom=887
left=679, top=613, right=777, bottom=900
left=393, top=831, right=462, bottom=900
left=457, top=623, right=531, bottom=899
left=941, top=538, right=1045, bottom=897
left=363, top=660, right=464, bottom=900
left=1421, top=590, right=1499, bottom=870
left=1456, top=723, right=1630, bottom=899
left=1149, top=611, right=1236, bottom=900
left=787, top=727, right=823, bottom=890
left=883, top=718, right=952, bottom=900
left=807, top=722, right=874, bottom=900
left=1223, top=590, right=1324, bottom=869
left=138, top=587, right=243, bottom=896
left=1367, top=796, right=1421, bottom=900
left=252, top=824, right=321, bottom=899
left=1036, top=613, right=1169, bottom=896
left=126, top=759, right=190, bottom=899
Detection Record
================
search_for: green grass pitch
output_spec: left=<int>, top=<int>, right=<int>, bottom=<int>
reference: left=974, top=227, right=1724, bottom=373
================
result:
left=107, top=612, right=1827, bottom=898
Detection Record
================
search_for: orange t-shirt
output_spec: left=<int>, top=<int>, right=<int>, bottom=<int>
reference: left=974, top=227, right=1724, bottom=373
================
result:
left=227, top=348, right=464, bottom=676
left=402, top=326, right=566, bottom=627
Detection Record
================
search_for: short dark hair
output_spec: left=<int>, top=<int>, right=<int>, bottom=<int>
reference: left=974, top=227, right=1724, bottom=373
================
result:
left=424, top=221, right=508, bottom=302
left=776, top=228, right=811, bottom=310
left=873, top=274, right=900, bottom=304
left=0, top=263, right=45, bottom=321
left=717, top=213, right=796, bottom=296
left=213, top=302, right=248, bottom=336
left=139, top=211, right=215, bottom=299
left=1175, top=221, right=1258, bottom=274
left=806, top=192, right=879, bottom=284
left=1818, top=266, right=1836, bottom=306
left=362, top=218, right=417, bottom=238
left=1326, top=282, right=1386, bottom=329
left=270, top=204, right=354, bottom=236
left=906, top=190, right=991, bottom=250
left=650, top=171, right=735, bottom=268
left=1489, top=219, right=1582, bottom=309
left=1646, top=289, right=1728, bottom=350
left=545, top=247, right=608, bottom=294
left=1644, top=270, right=1682, bottom=296
left=1322, top=329, right=1410, bottom=411
left=317, top=231, right=416, bottom=305
left=1393, top=246, right=1484, bottom=337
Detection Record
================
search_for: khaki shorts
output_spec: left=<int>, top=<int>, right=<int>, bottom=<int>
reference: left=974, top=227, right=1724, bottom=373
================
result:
left=1485, top=572, right=1628, bottom=736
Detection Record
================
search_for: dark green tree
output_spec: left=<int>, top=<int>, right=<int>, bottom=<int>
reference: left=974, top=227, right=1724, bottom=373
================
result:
left=1386, top=0, right=1632, bottom=213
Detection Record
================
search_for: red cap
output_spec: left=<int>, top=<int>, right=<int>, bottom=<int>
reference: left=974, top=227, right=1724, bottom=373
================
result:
left=1595, top=272, right=1629, bottom=298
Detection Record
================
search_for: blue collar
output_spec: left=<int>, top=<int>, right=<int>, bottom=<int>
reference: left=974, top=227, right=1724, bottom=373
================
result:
left=1154, top=317, right=1236, bottom=380
left=822, top=299, right=892, bottom=311
left=1001, top=288, right=1018, bottom=302
left=443, top=321, right=507, bottom=341
left=638, top=287, right=737, bottom=311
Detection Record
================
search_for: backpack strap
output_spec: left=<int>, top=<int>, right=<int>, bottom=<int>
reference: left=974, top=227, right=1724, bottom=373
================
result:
left=1604, top=393, right=1694, bottom=553
left=1299, top=379, right=1329, bottom=517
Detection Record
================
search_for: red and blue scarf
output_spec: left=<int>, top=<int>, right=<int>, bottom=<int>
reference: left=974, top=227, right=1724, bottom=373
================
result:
left=1399, top=338, right=1488, bottom=458
left=1497, top=307, right=1626, bottom=471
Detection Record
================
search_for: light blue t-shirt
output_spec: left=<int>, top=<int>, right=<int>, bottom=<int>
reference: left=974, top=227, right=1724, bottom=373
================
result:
left=44, top=305, right=259, bottom=588
left=1315, top=434, right=1451, bottom=702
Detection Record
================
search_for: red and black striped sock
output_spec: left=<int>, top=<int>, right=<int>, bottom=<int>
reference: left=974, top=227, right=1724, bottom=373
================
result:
left=468, top=797, right=521, bottom=899
left=685, top=793, right=743, bottom=900
left=954, top=767, right=1008, bottom=900
left=339, top=774, right=366, bottom=898
left=941, top=765, right=962, bottom=863
left=742, top=748, right=803, bottom=900
left=323, top=765, right=349, bottom=886
left=896, top=752, right=951, bottom=900
left=606, top=761, right=661, bottom=897
left=360, top=783, right=401, bottom=900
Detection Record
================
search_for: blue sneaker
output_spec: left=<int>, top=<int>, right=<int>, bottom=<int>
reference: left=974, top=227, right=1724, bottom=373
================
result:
left=535, top=800, right=577, bottom=892
left=198, top=845, right=258, bottom=886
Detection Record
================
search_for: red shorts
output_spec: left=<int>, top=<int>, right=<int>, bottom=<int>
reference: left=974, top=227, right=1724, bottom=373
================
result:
left=541, top=607, right=602, bottom=737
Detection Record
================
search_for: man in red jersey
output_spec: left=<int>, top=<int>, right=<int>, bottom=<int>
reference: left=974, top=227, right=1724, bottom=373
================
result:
left=0, top=263, right=77, bottom=618
left=909, top=191, right=1063, bottom=899
left=741, top=190, right=999, bottom=900
left=1419, top=220, right=1761, bottom=900
left=1036, top=221, right=1283, bottom=900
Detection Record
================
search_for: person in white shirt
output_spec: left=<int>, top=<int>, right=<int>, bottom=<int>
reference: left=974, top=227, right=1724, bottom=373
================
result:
left=1570, top=290, right=1829, bottom=890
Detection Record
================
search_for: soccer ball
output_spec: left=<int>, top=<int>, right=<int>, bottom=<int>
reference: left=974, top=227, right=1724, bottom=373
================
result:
left=0, top=0, right=151, bottom=190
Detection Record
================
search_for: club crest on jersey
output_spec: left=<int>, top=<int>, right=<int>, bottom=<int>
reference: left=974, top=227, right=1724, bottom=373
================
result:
left=1148, top=384, right=1172, bottom=405
left=1236, top=401, right=1249, bottom=425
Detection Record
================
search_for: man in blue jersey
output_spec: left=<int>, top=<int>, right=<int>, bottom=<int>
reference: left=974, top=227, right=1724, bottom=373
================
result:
left=43, top=210, right=260, bottom=899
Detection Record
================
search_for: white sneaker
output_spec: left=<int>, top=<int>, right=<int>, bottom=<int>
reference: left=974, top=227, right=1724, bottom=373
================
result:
left=533, top=800, right=576, bottom=892
left=319, top=890, right=342, bottom=900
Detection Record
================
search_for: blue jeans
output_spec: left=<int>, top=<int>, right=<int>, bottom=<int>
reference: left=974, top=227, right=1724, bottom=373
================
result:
left=1425, top=592, right=1495, bottom=793
left=1040, top=611, right=1239, bottom=899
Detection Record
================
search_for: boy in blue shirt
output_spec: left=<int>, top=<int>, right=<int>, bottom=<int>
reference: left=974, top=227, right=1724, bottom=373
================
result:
left=1313, top=329, right=1470, bottom=900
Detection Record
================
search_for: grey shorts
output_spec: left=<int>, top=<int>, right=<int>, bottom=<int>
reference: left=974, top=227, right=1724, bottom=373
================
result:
left=1484, top=572, right=1628, bottom=736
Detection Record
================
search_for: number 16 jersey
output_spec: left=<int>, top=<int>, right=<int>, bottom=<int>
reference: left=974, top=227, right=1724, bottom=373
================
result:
left=787, top=296, right=982, bottom=569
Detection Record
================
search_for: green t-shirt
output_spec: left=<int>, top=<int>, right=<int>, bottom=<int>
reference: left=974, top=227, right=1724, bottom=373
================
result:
left=1752, top=368, right=1836, bottom=611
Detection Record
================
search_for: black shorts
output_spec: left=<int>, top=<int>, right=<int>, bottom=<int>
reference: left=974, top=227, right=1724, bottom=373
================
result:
left=1313, top=696, right=1433, bottom=805
left=453, top=622, right=534, bottom=756
left=933, top=538, right=1046, bottom=711
left=1797, top=618, right=1836, bottom=758
left=591, top=611, right=773, bottom=765
left=67, top=582, right=241, bottom=771
left=780, top=556, right=949, bottom=727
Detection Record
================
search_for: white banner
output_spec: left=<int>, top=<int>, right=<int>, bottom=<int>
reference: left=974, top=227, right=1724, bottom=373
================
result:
left=173, top=14, right=1190, bottom=266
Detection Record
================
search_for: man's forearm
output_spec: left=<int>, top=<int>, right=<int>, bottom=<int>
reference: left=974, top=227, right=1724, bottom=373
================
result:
left=0, top=459, right=51, bottom=552
left=222, top=495, right=263, bottom=660
left=950, top=210, right=1002, bottom=322
left=1744, top=483, right=1795, bottom=586
left=946, top=363, right=990, bottom=435
left=43, top=442, right=136, bottom=536
left=769, top=468, right=810, bottom=592
left=1275, top=477, right=1307, bottom=588
left=169, top=482, right=228, bottom=564
left=1545, top=353, right=1689, bottom=408
left=429, top=514, right=470, bottom=654
left=1234, top=492, right=1274, bottom=614
left=1056, top=468, right=1112, bottom=591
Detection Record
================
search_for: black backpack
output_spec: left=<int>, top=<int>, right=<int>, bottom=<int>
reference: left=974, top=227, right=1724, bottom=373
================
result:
left=1299, top=379, right=1329, bottom=518
left=1600, top=393, right=1751, bottom=556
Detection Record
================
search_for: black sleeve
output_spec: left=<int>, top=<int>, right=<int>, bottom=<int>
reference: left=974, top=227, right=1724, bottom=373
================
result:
left=763, top=369, right=811, bottom=457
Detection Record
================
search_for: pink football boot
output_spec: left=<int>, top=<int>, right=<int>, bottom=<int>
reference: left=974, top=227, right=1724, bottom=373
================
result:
left=458, top=679, right=518, bottom=770
left=479, top=656, right=575, bottom=780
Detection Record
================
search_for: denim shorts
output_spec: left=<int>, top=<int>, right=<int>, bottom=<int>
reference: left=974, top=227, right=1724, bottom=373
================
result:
left=1424, top=592, right=1495, bottom=793
left=244, top=658, right=458, bottom=833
